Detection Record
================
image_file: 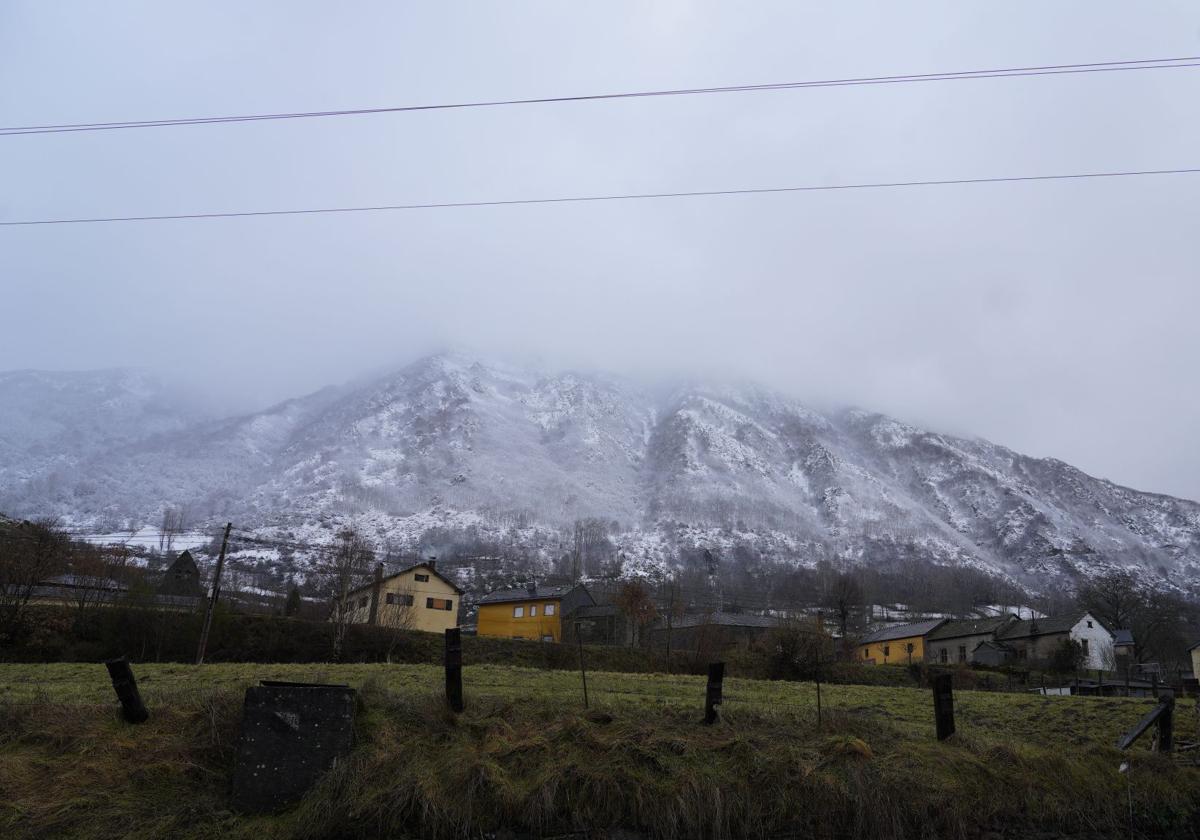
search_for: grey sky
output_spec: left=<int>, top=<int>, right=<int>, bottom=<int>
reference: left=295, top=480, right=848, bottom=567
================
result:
left=2, top=2, right=1198, bottom=500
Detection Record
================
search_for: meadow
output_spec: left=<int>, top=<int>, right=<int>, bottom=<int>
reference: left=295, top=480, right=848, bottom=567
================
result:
left=3, top=662, right=1199, bottom=839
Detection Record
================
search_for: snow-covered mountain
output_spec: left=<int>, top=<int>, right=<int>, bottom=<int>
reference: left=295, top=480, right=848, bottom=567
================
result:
left=2, top=354, right=1198, bottom=593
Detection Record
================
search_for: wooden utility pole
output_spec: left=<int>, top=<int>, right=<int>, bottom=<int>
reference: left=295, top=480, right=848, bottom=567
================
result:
left=195, top=523, right=232, bottom=665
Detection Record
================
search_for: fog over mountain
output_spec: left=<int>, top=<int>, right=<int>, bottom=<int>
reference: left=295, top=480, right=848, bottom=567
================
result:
left=3, top=353, right=1197, bottom=595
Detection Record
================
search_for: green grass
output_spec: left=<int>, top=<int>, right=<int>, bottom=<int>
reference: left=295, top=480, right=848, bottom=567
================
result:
left=3, top=663, right=1199, bottom=839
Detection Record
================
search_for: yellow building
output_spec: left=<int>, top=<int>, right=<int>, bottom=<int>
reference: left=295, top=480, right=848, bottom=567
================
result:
left=342, top=562, right=462, bottom=634
left=476, top=583, right=594, bottom=642
left=856, top=619, right=946, bottom=665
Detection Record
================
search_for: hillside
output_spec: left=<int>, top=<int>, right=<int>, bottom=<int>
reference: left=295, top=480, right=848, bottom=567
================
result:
left=1, top=353, right=1198, bottom=593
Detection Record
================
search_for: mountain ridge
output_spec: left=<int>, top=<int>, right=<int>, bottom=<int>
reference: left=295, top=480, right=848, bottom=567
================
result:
left=1, top=353, right=1197, bottom=594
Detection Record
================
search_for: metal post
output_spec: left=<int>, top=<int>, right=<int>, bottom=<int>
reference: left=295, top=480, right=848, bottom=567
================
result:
left=576, top=628, right=589, bottom=709
left=704, top=662, right=725, bottom=725
left=444, top=628, right=464, bottom=713
left=104, top=657, right=149, bottom=723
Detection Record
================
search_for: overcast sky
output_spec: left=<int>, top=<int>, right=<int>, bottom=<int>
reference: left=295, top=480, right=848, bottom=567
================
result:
left=2, top=2, right=1198, bottom=500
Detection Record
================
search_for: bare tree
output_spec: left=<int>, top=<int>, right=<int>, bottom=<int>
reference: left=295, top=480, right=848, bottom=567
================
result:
left=159, top=505, right=188, bottom=555
left=824, top=571, right=864, bottom=640
left=614, top=579, right=658, bottom=647
left=323, top=528, right=374, bottom=660
left=0, top=519, right=71, bottom=641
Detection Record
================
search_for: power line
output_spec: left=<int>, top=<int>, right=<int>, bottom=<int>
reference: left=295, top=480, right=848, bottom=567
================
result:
left=3, top=166, right=1197, bottom=227
left=2, top=56, right=1197, bottom=137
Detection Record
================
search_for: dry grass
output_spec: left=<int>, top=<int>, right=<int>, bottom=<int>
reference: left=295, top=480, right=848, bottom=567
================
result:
left=2, top=663, right=1199, bottom=839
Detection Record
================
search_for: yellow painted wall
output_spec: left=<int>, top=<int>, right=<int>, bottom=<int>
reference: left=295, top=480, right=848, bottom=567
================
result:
left=343, top=567, right=459, bottom=634
left=477, top=599, right=562, bottom=641
left=857, top=635, right=925, bottom=665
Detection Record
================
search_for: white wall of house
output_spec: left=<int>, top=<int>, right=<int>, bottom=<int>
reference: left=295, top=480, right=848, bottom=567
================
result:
left=1070, top=613, right=1114, bottom=670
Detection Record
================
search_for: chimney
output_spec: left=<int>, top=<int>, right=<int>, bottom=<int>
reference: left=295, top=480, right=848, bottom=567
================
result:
left=426, top=557, right=437, bottom=572
left=526, top=579, right=538, bottom=596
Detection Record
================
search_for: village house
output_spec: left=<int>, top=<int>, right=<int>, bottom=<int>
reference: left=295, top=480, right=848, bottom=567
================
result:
left=857, top=619, right=945, bottom=665
left=924, top=615, right=1018, bottom=665
left=476, top=582, right=594, bottom=642
left=562, top=603, right=636, bottom=646
left=158, top=550, right=202, bottom=597
left=646, top=612, right=779, bottom=653
left=995, top=612, right=1114, bottom=669
left=340, top=561, right=462, bottom=634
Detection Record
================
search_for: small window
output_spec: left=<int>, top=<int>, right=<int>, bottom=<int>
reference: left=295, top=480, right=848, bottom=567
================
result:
left=1086, top=620, right=1093, bottom=629
left=939, top=649, right=948, bottom=664
left=958, top=645, right=967, bottom=663
left=883, top=645, right=890, bottom=657
left=426, top=597, right=453, bottom=611
left=415, top=574, right=430, bottom=583
left=906, top=643, right=914, bottom=654
left=545, top=604, right=556, bottom=616
left=387, top=593, right=413, bottom=606
left=385, top=593, right=396, bottom=605
left=359, top=596, right=368, bottom=608
left=514, top=606, right=525, bottom=618
left=1081, top=639, right=1089, bottom=654
left=541, top=635, right=554, bottom=642
left=530, top=605, right=538, bottom=617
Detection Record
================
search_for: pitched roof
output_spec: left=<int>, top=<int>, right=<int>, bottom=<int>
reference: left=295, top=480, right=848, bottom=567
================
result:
left=858, top=619, right=946, bottom=645
left=997, top=615, right=1079, bottom=640
left=346, top=562, right=463, bottom=597
left=927, top=615, right=1015, bottom=641
left=568, top=604, right=621, bottom=619
left=663, top=612, right=780, bottom=630
left=1114, top=629, right=1135, bottom=646
left=479, top=583, right=580, bottom=604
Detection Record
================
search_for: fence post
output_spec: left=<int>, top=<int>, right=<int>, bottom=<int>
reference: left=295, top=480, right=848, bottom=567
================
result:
left=1159, top=693, right=1175, bottom=752
left=444, top=628, right=464, bottom=713
left=815, top=659, right=823, bottom=728
left=576, top=628, right=590, bottom=710
left=933, top=672, right=955, bottom=741
left=1153, top=673, right=1160, bottom=699
left=104, top=657, right=149, bottom=724
left=704, top=662, right=725, bottom=725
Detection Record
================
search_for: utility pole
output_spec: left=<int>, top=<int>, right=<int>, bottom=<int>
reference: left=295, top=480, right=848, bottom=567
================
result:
left=195, top=523, right=232, bottom=665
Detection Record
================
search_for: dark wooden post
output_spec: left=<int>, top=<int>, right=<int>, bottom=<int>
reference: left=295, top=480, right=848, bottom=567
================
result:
left=1096, top=669, right=1103, bottom=696
left=444, top=628, right=463, bottom=713
left=704, top=662, right=725, bottom=725
left=104, top=657, right=149, bottom=723
left=815, top=658, right=823, bottom=728
left=933, top=672, right=955, bottom=740
left=576, top=627, right=589, bottom=709
left=1159, top=693, right=1175, bottom=752
left=1153, top=672, right=1160, bottom=699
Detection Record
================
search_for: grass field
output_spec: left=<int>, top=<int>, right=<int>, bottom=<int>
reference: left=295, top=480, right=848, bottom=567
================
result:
left=3, top=662, right=1200, bottom=839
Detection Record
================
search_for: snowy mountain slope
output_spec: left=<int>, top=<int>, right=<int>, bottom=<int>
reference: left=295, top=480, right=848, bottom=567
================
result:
left=1, top=354, right=1198, bottom=591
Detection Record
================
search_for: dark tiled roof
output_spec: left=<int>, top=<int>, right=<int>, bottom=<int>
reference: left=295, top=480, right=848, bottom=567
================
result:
left=662, top=612, right=780, bottom=630
left=1114, top=629, right=1135, bottom=646
left=927, top=615, right=1015, bottom=641
left=479, top=584, right=578, bottom=604
left=859, top=619, right=946, bottom=645
left=998, top=615, right=1080, bottom=640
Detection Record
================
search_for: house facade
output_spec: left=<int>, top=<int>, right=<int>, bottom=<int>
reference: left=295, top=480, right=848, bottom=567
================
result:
left=925, top=616, right=1017, bottom=665
left=341, top=562, right=462, bottom=634
left=476, top=583, right=594, bottom=642
left=646, top=612, right=779, bottom=653
left=996, top=612, right=1113, bottom=669
left=857, top=619, right=945, bottom=665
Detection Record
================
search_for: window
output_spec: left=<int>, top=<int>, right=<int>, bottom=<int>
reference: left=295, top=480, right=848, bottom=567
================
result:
left=545, top=603, right=556, bottom=616
left=386, top=593, right=413, bottom=607
left=1081, top=639, right=1089, bottom=655
left=958, top=645, right=967, bottom=663
left=864, top=649, right=869, bottom=659
left=359, top=596, right=368, bottom=608
left=530, top=605, right=538, bottom=617
left=1086, top=620, right=1093, bottom=628
left=425, top=597, right=453, bottom=611
left=415, top=574, right=430, bottom=583
left=906, top=643, right=914, bottom=654
left=541, top=635, right=554, bottom=642
left=940, top=649, right=948, bottom=664
left=514, top=606, right=525, bottom=618
left=883, top=645, right=890, bottom=657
